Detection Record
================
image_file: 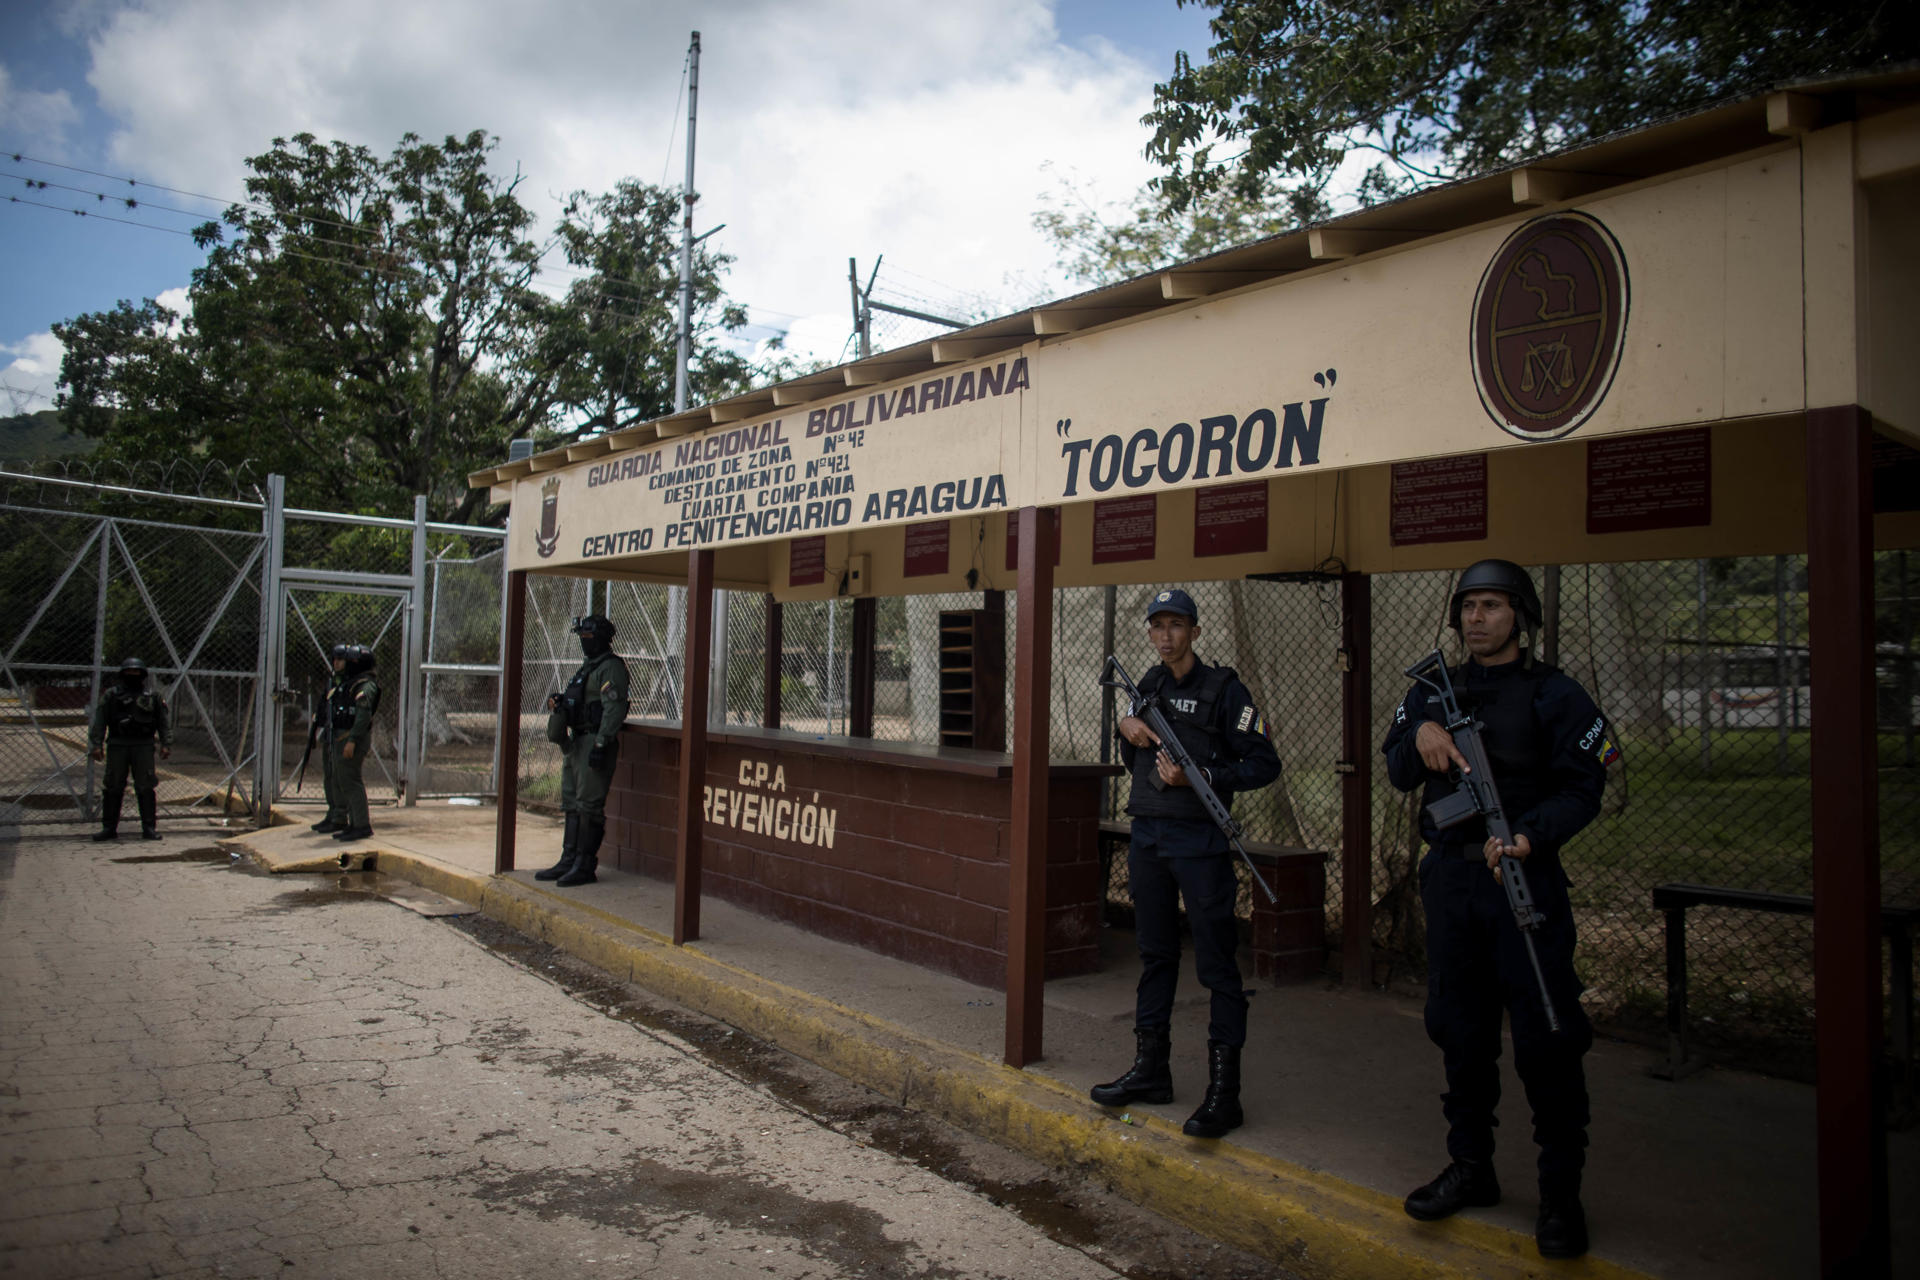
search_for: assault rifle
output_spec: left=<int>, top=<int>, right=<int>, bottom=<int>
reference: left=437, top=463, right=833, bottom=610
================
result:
left=1405, top=649, right=1561, bottom=1033
left=294, top=685, right=318, bottom=792
left=1101, top=655, right=1277, bottom=904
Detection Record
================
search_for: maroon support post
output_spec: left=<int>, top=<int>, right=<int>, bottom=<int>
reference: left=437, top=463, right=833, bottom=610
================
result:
left=675, top=551, right=716, bottom=946
left=762, top=593, right=783, bottom=729
left=493, top=569, right=528, bottom=874
left=1006, top=506, right=1055, bottom=1067
left=1340, top=571, right=1373, bottom=986
left=850, top=596, right=876, bottom=738
left=1805, top=404, right=1888, bottom=1275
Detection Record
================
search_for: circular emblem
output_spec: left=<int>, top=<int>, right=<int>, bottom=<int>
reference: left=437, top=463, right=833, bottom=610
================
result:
left=1471, top=212, right=1628, bottom=440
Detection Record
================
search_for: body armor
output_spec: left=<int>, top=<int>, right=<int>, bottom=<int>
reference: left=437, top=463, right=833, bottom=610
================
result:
left=104, top=687, right=162, bottom=741
left=1125, top=663, right=1237, bottom=821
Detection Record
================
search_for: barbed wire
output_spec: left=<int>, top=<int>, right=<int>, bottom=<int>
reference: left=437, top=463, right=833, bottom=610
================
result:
left=0, top=456, right=266, bottom=505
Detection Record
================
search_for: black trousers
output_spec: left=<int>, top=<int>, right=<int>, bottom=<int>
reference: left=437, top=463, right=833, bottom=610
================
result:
left=1128, top=817, right=1248, bottom=1047
left=1420, top=847, right=1593, bottom=1194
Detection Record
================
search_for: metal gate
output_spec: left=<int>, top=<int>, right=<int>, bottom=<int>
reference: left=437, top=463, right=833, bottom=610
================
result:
left=2, top=469, right=506, bottom=831
left=273, top=584, right=410, bottom=809
left=0, top=482, right=268, bottom=826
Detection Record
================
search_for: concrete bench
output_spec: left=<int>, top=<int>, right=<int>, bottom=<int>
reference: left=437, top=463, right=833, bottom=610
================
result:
left=1650, top=881, right=1916, bottom=1122
left=1098, top=819, right=1329, bottom=983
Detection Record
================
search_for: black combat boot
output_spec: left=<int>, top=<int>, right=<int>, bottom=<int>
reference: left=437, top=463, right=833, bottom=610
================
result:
left=1090, top=1026, right=1173, bottom=1106
left=555, top=815, right=602, bottom=887
left=332, top=824, right=373, bottom=841
left=535, top=813, right=581, bottom=882
left=311, top=817, right=342, bottom=834
left=138, top=791, right=160, bottom=840
left=1181, top=1041, right=1244, bottom=1138
left=1535, top=1189, right=1589, bottom=1259
left=93, top=791, right=123, bottom=842
left=1404, top=1159, right=1501, bottom=1221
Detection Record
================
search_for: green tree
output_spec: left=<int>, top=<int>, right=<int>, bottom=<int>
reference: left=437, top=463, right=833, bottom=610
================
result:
left=1033, top=168, right=1324, bottom=288
left=1143, top=0, right=1920, bottom=212
left=54, top=131, right=757, bottom=524
left=546, top=179, right=751, bottom=436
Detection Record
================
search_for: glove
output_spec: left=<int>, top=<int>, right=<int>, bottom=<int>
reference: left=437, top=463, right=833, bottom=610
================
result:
left=587, top=743, right=608, bottom=770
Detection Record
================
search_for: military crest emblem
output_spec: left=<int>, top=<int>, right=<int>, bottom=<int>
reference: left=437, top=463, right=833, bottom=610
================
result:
left=1471, top=212, right=1629, bottom=441
left=535, top=476, right=562, bottom=559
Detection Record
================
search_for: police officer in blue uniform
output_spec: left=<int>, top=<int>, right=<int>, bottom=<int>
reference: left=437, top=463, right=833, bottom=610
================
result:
left=1381, top=559, right=1614, bottom=1260
left=1090, top=588, right=1282, bottom=1139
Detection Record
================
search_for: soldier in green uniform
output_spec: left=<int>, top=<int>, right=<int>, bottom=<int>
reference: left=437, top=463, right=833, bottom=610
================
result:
left=311, top=643, right=351, bottom=834
left=537, top=614, right=629, bottom=888
left=330, top=644, right=380, bottom=842
left=88, top=656, right=171, bottom=842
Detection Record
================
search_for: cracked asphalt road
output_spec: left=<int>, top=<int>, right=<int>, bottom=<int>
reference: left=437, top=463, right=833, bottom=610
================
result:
left=0, top=832, right=1276, bottom=1280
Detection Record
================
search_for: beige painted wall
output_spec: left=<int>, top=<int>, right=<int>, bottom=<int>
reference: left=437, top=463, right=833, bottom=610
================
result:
left=503, top=134, right=1920, bottom=594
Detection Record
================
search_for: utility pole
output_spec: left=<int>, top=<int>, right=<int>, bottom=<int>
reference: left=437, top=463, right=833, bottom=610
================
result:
left=848, top=255, right=964, bottom=362
left=666, top=31, right=726, bottom=724
left=674, top=30, right=701, bottom=414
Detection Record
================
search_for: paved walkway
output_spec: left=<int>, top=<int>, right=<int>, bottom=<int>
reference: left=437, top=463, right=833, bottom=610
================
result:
left=232, top=802, right=1919, bottom=1280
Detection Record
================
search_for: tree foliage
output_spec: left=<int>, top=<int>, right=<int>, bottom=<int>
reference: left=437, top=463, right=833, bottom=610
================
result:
left=54, top=131, right=756, bottom=524
left=546, top=180, right=750, bottom=436
left=1032, top=169, right=1324, bottom=288
left=1143, top=0, right=1920, bottom=211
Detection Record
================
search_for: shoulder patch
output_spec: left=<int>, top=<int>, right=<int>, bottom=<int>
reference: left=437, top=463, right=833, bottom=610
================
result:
left=356, top=690, right=370, bottom=703
left=1578, top=714, right=1620, bottom=765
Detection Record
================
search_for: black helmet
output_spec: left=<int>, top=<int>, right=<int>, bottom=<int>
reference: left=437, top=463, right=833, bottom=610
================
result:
left=346, top=644, right=375, bottom=674
left=118, top=656, right=148, bottom=676
left=330, top=642, right=351, bottom=663
left=1448, top=559, right=1542, bottom=633
left=571, top=614, right=616, bottom=642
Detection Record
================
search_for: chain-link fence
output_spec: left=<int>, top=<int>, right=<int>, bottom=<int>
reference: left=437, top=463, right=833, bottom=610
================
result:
left=522, top=553, right=1918, bottom=1070
left=3, top=472, right=510, bottom=827
left=417, top=543, right=508, bottom=799
left=1, top=501, right=267, bottom=825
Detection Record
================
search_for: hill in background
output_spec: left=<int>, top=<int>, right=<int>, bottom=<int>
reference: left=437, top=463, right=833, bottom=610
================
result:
left=0, top=410, right=97, bottom=463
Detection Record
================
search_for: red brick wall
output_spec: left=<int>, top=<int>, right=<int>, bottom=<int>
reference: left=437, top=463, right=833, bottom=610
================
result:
left=1249, top=850, right=1329, bottom=983
left=606, top=728, right=1104, bottom=987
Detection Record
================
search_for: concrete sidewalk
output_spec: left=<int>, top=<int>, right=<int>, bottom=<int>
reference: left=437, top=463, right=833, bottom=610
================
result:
left=228, top=802, right=1917, bottom=1280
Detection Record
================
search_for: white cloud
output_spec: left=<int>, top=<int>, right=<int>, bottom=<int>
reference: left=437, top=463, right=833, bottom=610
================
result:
left=0, top=331, right=67, bottom=415
left=80, top=0, right=1168, bottom=366
left=155, top=287, right=191, bottom=334
left=0, top=65, right=82, bottom=154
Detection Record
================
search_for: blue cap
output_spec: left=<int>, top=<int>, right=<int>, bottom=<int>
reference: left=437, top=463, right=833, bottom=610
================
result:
left=1145, top=588, right=1198, bottom=622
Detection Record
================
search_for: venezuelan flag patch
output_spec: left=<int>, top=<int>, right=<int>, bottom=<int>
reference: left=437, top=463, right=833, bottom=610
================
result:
left=1599, top=737, right=1620, bottom=765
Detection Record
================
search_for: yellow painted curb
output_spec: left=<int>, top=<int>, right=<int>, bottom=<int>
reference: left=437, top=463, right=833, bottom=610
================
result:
left=262, top=843, right=1655, bottom=1280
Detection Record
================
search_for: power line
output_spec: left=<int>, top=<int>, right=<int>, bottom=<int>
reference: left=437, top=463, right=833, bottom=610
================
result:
left=0, top=194, right=748, bottom=335
left=4, top=192, right=198, bottom=237
left=1, top=155, right=790, bottom=325
left=2, top=149, right=677, bottom=294
left=2, top=153, right=820, bottom=337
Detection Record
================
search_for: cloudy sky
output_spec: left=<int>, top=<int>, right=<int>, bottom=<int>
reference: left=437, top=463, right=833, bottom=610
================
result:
left=0, top=0, right=1219, bottom=417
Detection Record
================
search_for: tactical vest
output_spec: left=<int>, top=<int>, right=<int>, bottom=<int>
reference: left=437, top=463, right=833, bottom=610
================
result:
left=331, top=674, right=379, bottom=729
left=1125, top=662, right=1236, bottom=821
left=105, top=688, right=161, bottom=741
left=560, top=651, right=620, bottom=732
left=1422, top=661, right=1552, bottom=846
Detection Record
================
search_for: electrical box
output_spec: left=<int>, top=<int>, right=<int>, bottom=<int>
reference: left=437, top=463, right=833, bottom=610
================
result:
left=846, top=554, right=870, bottom=595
